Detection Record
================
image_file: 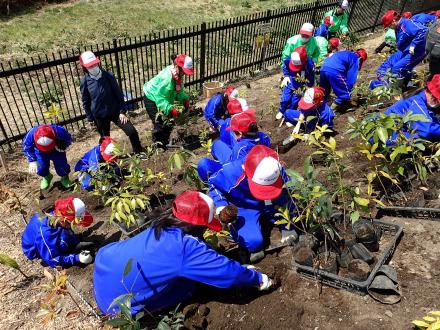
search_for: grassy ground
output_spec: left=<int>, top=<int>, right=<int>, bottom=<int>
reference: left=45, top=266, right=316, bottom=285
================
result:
left=0, top=0, right=314, bottom=61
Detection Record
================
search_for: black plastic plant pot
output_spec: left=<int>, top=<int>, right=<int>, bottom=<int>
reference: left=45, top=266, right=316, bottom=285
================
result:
left=291, top=219, right=403, bottom=296
left=317, top=251, right=338, bottom=275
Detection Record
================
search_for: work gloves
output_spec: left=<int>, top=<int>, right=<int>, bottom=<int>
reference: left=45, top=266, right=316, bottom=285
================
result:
left=28, top=161, right=38, bottom=174
left=259, top=274, right=273, bottom=291
left=78, top=250, right=93, bottom=264
left=218, top=205, right=238, bottom=224
left=171, top=108, right=180, bottom=118
left=409, top=46, right=415, bottom=55
left=280, top=77, right=290, bottom=88
left=184, top=99, right=190, bottom=110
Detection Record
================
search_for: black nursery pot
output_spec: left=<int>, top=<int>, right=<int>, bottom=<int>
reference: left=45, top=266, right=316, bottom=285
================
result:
left=317, top=251, right=338, bottom=275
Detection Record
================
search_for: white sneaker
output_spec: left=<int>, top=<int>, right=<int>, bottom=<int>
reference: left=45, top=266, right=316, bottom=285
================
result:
left=275, top=112, right=283, bottom=120
left=286, top=121, right=293, bottom=127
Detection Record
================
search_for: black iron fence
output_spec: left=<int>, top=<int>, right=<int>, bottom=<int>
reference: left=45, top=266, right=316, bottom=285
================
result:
left=0, top=0, right=436, bottom=150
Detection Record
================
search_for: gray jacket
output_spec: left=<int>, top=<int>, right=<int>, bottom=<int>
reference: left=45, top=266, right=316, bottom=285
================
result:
left=426, top=21, right=440, bottom=59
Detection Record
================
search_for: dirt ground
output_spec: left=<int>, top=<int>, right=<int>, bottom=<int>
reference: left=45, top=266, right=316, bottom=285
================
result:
left=1, top=32, right=439, bottom=330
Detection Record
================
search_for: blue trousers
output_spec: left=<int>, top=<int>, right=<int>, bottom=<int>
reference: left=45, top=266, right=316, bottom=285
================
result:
left=278, top=84, right=302, bottom=114
left=229, top=207, right=274, bottom=253
left=36, top=151, right=70, bottom=177
left=284, top=109, right=334, bottom=131
left=320, top=70, right=352, bottom=104
left=197, top=139, right=232, bottom=182
left=78, top=173, right=93, bottom=191
left=370, top=50, right=425, bottom=89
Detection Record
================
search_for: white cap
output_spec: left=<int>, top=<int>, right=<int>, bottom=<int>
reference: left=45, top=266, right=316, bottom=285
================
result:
left=290, top=51, right=302, bottom=66
left=198, top=192, right=215, bottom=223
left=299, top=23, right=314, bottom=36
left=103, top=143, right=115, bottom=156
left=79, top=51, right=100, bottom=68
left=237, top=98, right=249, bottom=112
left=340, top=0, right=349, bottom=9
left=251, top=157, right=281, bottom=186
left=72, top=198, right=86, bottom=218
left=36, top=136, right=54, bottom=147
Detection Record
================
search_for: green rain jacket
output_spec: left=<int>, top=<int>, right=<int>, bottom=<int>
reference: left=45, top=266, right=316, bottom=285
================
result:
left=315, top=36, right=329, bottom=61
left=385, top=28, right=397, bottom=42
left=323, top=9, right=349, bottom=35
left=281, top=35, right=320, bottom=63
left=143, top=65, right=189, bottom=116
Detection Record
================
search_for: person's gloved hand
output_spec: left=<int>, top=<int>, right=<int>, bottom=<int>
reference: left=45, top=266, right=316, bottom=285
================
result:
left=409, top=46, right=415, bottom=55
left=280, top=77, right=290, bottom=88
left=184, top=99, right=190, bottom=110
left=258, top=274, right=273, bottom=291
left=170, top=108, right=180, bottom=118
left=218, top=205, right=238, bottom=224
left=292, top=122, right=301, bottom=136
left=78, top=250, right=93, bottom=264
left=28, top=161, right=38, bottom=174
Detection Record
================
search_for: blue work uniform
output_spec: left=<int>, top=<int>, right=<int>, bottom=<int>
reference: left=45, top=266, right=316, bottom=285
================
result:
left=314, top=23, right=329, bottom=38
left=320, top=51, right=361, bottom=104
left=384, top=90, right=425, bottom=116
left=284, top=102, right=335, bottom=131
left=412, top=13, right=437, bottom=26
left=370, top=18, right=427, bottom=89
left=74, top=145, right=120, bottom=191
left=198, top=132, right=271, bottom=182
left=21, top=213, right=80, bottom=268
left=22, top=124, right=72, bottom=177
left=208, top=160, right=293, bottom=252
left=93, top=227, right=262, bottom=315
left=204, top=94, right=227, bottom=130
left=278, top=56, right=315, bottom=116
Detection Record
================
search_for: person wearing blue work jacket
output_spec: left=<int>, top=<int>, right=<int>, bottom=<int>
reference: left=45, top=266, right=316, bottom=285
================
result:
left=203, top=85, right=239, bottom=132
left=22, top=196, right=94, bottom=268
left=283, top=86, right=335, bottom=144
left=93, top=191, right=274, bottom=315
left=217, top=97, right=251, bottom=148
left=412, top=12, right=437, bottom=27
left=385, top=74, right=440, bottom=141
left=276, top=46, right=315, bottom=122
left=315, top=16, right=334, bottom=39
left=23, top=124, right=72, bottom=190
left=74, top=136, right=121, bottom=191
left=198, top=110, right=271, bottom=182
left=320, top=48, right=368, bottom=111
left=208, top=145, right=297, bottom=263
left=369, top=10, right=428, bottom=90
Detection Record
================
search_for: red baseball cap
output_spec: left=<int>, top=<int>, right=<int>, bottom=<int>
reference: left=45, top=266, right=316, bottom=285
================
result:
left=329, top=37, right=340, bottom=49
left=225, top=85, right=239, bottom=100
left=298, top=86, right=325, bottom=111
left=54, top=196, right=93, bottom=227
left=299, top=23, right=314, bottom=37
left=33, top=125, right=56, bottom=152
left=79, top=51, right=100, bottom=68
left=382, top=10, right=400, bottom=28
left=175, top=54, right=194, bottom=76
left=427, top=74, right=440, bottom=103
left=100, top=136, right=118, bottom=163
left=356, top=48, right=368, bottom=69
left=226, top=111, right=257, bottom=133
left=227, top=98, right=255, bottom=115
left=324, top=16, right=335, bottom=26
left=172, top=191, right=223, bottom=232
left=244, top=145, right=283, bottom=200
left=289, top=46, right=307, bottom=72
left=402, top=11, right=412, bottom=19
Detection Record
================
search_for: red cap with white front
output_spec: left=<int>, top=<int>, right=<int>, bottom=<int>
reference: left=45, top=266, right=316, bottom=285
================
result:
left=427, top=74, right=440, bottom=103
left=299, top=23, right=314, bottom=37
left=289, top=45, right=307, bottom=72
left=226, top=111, right=257, bottom=133
left=329, top=37, right=341, bottom=49
left=324, top=16, right=335, bottom=26
left=100, top=136, right=117, bottom=163
left=54, top=196, right=93, bottom=227
left=402, top=11, right=412, bottom=19
left=175, top=54, right=194, bottom=76
left=33, top=125, right=56, bottom=152
left=172, top=191, right=223, bottom=232
left=79, top=51, right=100, bottom=68
left=225, top=85, right=239, bottom=99
left=244, top=145, right=283, bottom=200
left=382, top=10, right=399, bottom=28
left=298, top=86, right=325, bottom=111
left=227, top=98, right=255, bottom=115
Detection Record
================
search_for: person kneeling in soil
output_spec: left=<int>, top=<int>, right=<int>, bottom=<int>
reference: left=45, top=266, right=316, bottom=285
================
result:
left=22, top=196, right=94, bottom=268
left=74, top=136, right=121, bottom=191
left=143, top=54, right=193, bottom=148
left=283, top=87, right=335, bottom=144
left=276, top=46, right=315, bottom=122
left=320, top=48, right=368, bottom=111
left=208, top=145, right=297, bottom=263
left=23, top=124, right=72, bottom=190
left=384, top=74, right=440, bottom=141
left=197, top=110, right=271, bottom=182
left=203, top=85, right=239, bottom=132
left=93, top=191, right=273, bottom=315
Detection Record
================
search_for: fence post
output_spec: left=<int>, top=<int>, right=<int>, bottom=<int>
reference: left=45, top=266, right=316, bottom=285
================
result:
left=399, top=0, right=409, bottom=14
left=347, top=0, right=358, bottom=26
left=372, top=0, right=386, bottom=32
left=199, top=23, right=206, bottom=91
left=311, top=0, right=320, bottom=27
left=112, top=38, right=123, bottom=89
left=259, top=10, right=272, bottom=70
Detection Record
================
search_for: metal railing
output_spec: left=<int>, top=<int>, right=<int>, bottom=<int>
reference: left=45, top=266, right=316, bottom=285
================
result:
left=0, top=0, right=434, bottom=150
